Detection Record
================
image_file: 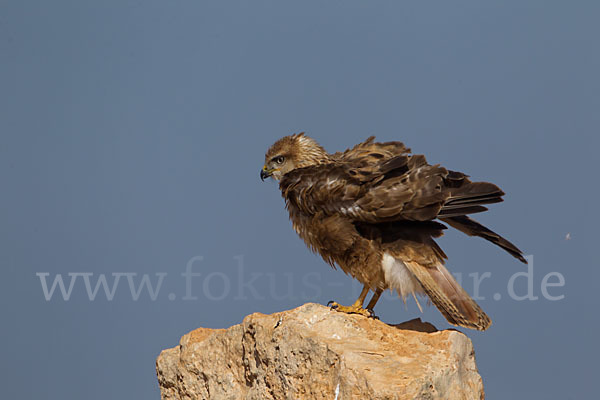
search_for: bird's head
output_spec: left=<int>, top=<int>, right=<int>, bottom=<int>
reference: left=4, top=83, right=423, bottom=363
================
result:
left=261, top=132, right=329, bottom=181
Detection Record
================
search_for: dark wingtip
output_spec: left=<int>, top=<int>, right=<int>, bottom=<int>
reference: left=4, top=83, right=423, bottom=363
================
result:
left=441, top=215, right=527, bottom=264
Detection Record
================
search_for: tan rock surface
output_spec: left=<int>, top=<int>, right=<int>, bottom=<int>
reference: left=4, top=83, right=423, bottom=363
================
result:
left=156, top=303, right=484, bottom=399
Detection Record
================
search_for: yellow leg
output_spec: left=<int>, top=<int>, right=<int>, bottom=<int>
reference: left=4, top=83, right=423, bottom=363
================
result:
left=365, top=288, right=383, bottom=310
left=327, top=285, right=374, bottom=317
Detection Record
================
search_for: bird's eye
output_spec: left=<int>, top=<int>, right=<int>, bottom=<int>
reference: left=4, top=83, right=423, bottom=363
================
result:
left=273, top=156, right=285, bottom=164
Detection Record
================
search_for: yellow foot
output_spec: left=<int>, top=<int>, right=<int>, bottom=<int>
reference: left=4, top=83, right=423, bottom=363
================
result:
left=327, top=301, right=377, bottom=318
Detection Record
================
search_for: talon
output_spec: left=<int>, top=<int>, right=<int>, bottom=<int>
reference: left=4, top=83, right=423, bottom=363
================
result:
left=326, top=301, right=372, bottom=317
left=366, top=309, right=379, bottom=319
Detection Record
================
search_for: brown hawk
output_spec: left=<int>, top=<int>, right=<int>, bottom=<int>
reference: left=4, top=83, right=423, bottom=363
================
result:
left=261, top=133, right=525, bottom=330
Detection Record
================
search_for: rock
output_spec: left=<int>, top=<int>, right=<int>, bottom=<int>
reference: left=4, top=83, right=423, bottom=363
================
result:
left=156, top=303, right=484, bottom=400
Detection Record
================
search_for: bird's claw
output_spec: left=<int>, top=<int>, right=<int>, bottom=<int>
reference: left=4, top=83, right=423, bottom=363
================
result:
left=366, top=308, right=379, bottom=320
left=327, top=301, right=374, bottom=318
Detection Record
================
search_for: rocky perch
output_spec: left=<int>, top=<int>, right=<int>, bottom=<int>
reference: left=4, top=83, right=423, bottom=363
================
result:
left=156, top=303, right=484, bottom=399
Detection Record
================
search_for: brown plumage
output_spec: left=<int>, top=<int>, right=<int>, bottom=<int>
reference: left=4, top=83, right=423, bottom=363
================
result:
left=261, top=133, right=525, bottom=330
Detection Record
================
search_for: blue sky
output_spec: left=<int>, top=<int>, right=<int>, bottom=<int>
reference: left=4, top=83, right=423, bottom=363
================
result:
left=1, top=1, right=598, bottom=399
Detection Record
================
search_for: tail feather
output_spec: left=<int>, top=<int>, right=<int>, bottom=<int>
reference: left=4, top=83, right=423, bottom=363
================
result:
left=441, top=215, right=527, bottom=263
left=403, top=260, right=492, bottom=331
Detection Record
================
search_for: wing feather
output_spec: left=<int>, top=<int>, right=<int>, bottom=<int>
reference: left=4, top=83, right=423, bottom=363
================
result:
left=440, top=215, right=527, bottom=263
left=281, top=138, right=512, bottom=229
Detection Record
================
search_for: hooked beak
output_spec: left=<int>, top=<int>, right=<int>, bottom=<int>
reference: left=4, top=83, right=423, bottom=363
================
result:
left=260, top=165, right=273, bottom=181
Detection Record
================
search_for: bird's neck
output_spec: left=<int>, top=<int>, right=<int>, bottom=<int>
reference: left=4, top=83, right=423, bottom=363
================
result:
left=295, top=138, right=331, bottom=168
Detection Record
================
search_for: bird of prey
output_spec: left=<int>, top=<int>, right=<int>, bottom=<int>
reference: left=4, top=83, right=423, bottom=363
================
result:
left=260, top=133, right=525, bottom=330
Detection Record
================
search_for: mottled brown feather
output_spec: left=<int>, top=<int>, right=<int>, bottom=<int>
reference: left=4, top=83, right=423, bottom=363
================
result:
left=264, top=134, right=525, bottom=330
